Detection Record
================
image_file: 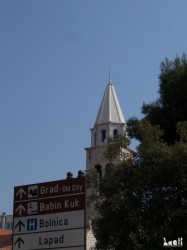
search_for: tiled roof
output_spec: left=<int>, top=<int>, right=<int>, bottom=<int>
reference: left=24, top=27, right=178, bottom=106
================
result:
left=0, top=229, right=12, bottom=236
left=0, top=230, right=12, bottom=250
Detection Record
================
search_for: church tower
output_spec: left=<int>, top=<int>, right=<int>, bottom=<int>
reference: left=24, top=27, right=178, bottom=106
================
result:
left=85, top=78, right=128, bottom=177
left=85, top=77, right=131, bottom=249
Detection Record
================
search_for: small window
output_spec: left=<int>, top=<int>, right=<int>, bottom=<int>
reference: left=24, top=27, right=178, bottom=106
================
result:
left=7, top=222, right=13, bottom=230
left=113, top=129, right=118, bottom=137
left=101, top=129, right=106, bottom=142
left=95, top=165, right=102, bottom=177
left=94, top=165, right=102, bottom=196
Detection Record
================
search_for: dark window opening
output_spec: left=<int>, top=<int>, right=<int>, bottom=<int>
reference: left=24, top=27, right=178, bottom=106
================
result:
left=94, top=165, right=102, bottom=196
left=95, top=165, right=102, bottom=177
left=101, top=129, right=106, bottom=142
left=113, top=129, right=118, bottom=137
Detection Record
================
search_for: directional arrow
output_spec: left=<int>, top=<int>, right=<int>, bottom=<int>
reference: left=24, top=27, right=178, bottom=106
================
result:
left=15, top=237, right=24, bottom=248
left=16, top=188, right=26, bottom=200
left=15, top=204, right=26, bottom=216
left=15, top=220, right=25, bottom=232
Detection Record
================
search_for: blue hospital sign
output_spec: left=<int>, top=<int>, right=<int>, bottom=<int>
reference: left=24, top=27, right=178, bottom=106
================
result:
left=27, top=218, right=37, bottom=231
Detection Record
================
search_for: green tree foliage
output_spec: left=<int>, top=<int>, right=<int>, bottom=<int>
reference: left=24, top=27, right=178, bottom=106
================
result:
left=89, top=123, right=187, bottom=249
left=127, top=53, right=187, bottom=144
left=89, top=136, right=142, bottom=250
left=88, top=54, right=187, bottom=249
left=136, top=122, right=187, bottom=248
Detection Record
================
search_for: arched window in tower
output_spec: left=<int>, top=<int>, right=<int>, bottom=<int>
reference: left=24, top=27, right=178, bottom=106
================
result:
left=113, top=129, right=118, bottom=137
left=94, top=165, right=102, bottom=196
left=101, top=129, right=106, bottom=143
left=95, top=165, right=102, bottom=177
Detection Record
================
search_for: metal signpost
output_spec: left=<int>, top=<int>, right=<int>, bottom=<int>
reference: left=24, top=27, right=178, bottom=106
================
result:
left=13, top=176, right=85, bottom=250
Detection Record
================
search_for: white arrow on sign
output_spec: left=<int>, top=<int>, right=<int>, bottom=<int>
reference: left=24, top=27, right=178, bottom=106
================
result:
left=16, top=188, right=26, bottom=200
left=15, top=204, right=26, bottom=216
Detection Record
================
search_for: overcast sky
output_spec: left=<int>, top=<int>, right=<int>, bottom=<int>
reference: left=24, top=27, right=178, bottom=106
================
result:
left=1, top=0, right=187, bottom=215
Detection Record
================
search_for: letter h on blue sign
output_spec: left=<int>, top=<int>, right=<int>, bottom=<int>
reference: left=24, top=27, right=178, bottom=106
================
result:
left=27, top=218, right=37, bottom=231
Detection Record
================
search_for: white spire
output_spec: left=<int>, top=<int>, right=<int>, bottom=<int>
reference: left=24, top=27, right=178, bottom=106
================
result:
left=95, top=81, right=126, bottom=125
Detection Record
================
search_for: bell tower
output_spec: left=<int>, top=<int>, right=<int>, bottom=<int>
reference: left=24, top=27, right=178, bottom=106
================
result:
left=85, top=77, right=131, bottom=249
left=85, top=78, right=127, bottom=177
